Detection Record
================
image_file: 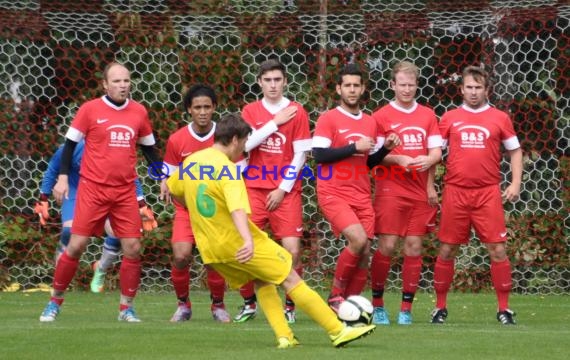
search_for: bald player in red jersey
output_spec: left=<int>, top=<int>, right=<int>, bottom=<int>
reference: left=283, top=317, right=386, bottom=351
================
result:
left=234, top=59, right=311, bottom=323
left=312, top=63, right=399, bottom=313
left=40, top=62, right=161, bottom=323
left=159, top=84, right=230, bottom=323
left=369, top=61, right=442, bottom=325
left=430, top=66, right=523, bottom=326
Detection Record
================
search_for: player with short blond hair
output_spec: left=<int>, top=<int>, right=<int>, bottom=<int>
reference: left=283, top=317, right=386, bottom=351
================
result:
left=370, top=60, right=442, bottom=325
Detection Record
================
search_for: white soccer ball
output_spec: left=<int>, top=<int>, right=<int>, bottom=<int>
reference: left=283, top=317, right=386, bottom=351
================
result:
left=337, top=295, right=374, bottom=326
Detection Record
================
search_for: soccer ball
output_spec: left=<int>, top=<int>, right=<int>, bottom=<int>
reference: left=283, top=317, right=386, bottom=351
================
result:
left=337, top=295, right=374, bottom=326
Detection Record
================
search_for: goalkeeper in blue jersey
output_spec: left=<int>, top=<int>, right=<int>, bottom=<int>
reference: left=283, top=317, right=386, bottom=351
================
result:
left=35, top=140, right=156, bottom=293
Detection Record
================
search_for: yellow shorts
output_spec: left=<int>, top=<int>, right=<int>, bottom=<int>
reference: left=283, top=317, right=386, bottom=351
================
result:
left=209, top=238, right=292, bottom=289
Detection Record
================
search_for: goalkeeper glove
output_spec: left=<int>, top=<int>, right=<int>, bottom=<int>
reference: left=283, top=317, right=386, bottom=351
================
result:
left=34, top=194, right=50, bottom=226
left=139, top=200, right=158, bottom=232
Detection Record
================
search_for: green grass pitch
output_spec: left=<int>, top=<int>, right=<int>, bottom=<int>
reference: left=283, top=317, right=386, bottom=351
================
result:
left=1, top=291, right=568, bottom=360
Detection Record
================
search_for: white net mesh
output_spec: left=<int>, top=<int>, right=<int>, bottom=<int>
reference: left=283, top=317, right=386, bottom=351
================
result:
left=0, top=0, right=568, bottom=294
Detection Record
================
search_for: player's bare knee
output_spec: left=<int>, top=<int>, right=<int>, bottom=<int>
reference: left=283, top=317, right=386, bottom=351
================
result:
left=348, top=239, right=368, bottom=255
left=253, top=279, right=272, bottom=290
left=172, top=255, right=190, bottom=268
left=379, top=236, right=398, bottom=255
left=487, top=242, right=507, bottom=262
left=65, top=245, right=84, bottom=258
left=281, top=269, right=302, bottom=291
left=121, top=238, right=141, bottom=257
left=403, top=237, right=423, bottom=256
left=67, top=235, right=89, bottom=257
left=438, top=243, right=458, bottom=260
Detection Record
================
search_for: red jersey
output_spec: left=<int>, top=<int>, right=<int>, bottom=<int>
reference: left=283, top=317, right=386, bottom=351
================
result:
left=163, top=122, right=216, bottom=215
left=312, top=106, right=378, bottom=202
left=66, top=96, right=154, bottom=186
left=373, top=101, right=442, bottom=201
left=440, top=104, right=520, bottom=188
left=163, top=122, right=216, bottom=174
left=242, top=98, right=311, bottom=191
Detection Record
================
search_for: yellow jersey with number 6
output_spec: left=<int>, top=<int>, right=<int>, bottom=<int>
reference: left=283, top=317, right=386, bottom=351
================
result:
left=167, top=147, right=270, bottom=263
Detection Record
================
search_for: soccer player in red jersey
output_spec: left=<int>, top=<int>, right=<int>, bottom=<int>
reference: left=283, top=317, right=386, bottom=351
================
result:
left=40, top=62, right=161, bottom=323
left=167, top=113, right=376, bottom=349
left=312, top=63, right=399, bottom=312
left=430, top=66, right=523, bottom=325
left=159, top=84, right=230, bottom=323
left=369, top=61, right=442, bottom=325
left=235, top=59, right=311, bottom=323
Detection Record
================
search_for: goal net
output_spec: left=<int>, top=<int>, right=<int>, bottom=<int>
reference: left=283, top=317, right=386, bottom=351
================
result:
left=0, top=0, right=567, bottom=294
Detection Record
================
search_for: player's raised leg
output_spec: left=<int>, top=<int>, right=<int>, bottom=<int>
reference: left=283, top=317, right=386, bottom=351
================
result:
left=281, top=269, right=376, bottom=348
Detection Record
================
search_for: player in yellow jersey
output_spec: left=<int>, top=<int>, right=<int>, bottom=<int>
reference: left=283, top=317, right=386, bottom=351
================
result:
left=167, top=113, right=376, bottom=348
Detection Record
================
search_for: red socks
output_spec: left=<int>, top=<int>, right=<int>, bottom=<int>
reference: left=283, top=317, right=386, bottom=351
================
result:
left=207, top=267, right=226, bottom=306
left=370, top=250, right=391, bottom=307
left=491, top=259, right=512, bottom=311
left=344, top=266, right=368, bottom=296
left=401, top=255, right=422, bottom=312
left=171, top=265, right=190, bottom=301
left=52, top=251, right=79, bottom=293
left=239, top=280, right=255, bottom=300
left=331, top=248, right=360, bottom=296
left=434, top=256, right=454, bottom=309
left=120, top=257, right=141, bottom=298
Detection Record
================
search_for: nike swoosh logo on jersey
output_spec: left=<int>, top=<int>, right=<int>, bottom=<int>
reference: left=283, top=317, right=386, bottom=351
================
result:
left=452, top=121, right=463, bottom=127
left=97, top=118, right=109, bottom=124
left=296, top=227, right=303, bottom=232
left=338, top=129, right=349, bottom=133
left=500, top=231, right=507, bottom=237
left=181, top=152, right=192, bottom=157
left=391, top=123, right=402, bottom=129
left=256, top=121, right=264, bottom=125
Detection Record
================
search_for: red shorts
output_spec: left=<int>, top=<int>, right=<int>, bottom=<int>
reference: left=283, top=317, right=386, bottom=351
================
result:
left=72, top=177, right=142, bottom=238
left=374, top=196, right=437, bottom=237
left=171, top=202, right=195, bottom=244
left=318, top=193, right=374, bottom=239
left=438, top=184, right=507, bottom=244
left=247, top=188, right=303, bottom=240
